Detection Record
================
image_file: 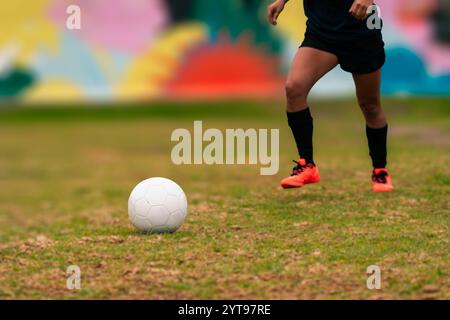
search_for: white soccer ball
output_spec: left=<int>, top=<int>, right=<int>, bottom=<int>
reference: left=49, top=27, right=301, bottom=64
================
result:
left=128, top=178, right=188, bottom=233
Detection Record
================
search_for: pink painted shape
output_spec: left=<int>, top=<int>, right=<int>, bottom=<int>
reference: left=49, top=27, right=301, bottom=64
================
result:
left=377, top=0, right=450, bottom=74
left=49, top=0, right=169, bottom=53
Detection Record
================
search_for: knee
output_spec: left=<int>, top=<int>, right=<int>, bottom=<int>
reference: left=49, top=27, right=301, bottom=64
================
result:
left=359, top=97, right=381, bottom=119
left=285, top=80, right=309, bottom=112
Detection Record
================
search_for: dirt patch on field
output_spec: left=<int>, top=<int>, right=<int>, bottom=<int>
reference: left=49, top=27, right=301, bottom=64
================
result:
left=0, top=235, right=56, bottom=253
left=391, top=125, right=450, bottom=146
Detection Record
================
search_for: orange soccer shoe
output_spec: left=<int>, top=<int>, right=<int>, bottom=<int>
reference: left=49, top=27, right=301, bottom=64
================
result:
left=372, top=168, right=394, bottom=193
left=281, top=159, right=320, bottom=189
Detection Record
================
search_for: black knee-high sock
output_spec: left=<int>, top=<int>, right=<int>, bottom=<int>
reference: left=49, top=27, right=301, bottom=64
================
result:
left=366, top=125, right=388, bottom=169
left=287, top=108, right=314, bottom=164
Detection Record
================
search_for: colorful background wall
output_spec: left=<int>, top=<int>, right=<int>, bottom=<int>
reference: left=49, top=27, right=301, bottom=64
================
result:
left=1, top=0, right=449, bottom=103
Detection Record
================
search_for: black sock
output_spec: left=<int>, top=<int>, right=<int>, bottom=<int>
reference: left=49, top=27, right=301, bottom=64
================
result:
left=287, top=108, right=314, bottom=164
left=366, top=125, right=388, bottom=169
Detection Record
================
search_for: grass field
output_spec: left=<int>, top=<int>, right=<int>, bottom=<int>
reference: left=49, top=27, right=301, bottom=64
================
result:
left=0, top=98, right=448, bottom=299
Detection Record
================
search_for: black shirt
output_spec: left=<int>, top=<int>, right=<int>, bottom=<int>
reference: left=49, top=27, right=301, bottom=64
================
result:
left=304, top=0, right=381, bottom=41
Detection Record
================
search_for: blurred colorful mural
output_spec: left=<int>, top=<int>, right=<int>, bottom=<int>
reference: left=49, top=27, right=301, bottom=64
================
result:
left=0, top=0, right=449, bottom=103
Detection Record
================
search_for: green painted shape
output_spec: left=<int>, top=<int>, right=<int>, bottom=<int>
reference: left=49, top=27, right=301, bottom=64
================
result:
left=0, top=68, right=34, bottom=98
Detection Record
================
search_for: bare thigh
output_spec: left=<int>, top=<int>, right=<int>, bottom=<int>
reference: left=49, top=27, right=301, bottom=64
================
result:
left=286, top=47, right=338, bottom=112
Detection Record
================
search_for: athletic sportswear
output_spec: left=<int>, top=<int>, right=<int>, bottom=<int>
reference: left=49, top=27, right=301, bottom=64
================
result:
left=366, top=125, right=388, bottom=169
left=287, top=108, right=314, bottom=165
left=303, top=0, right=380, bottom=41
left=372, top=168, right=394, bottom=192
left=301, top=0, right=385, bottom=74
left=280, top=159, right=320, bottom=189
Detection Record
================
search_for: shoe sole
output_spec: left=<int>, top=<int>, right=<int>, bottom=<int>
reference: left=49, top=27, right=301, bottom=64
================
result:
left=281, top=180, right=320, bottom=189
left=373, top=188, right=394, bottom=193
left=373, top=184, right=394, bottom=193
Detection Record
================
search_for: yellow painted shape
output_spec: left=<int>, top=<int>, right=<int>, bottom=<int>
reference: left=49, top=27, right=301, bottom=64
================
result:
left=0, top=1, right=59, bottom=64
left=24, top=80, right=83, bottom=103
left=277, top=0, right=307, bottom=43
left=118, top=23, right=208, bottom=100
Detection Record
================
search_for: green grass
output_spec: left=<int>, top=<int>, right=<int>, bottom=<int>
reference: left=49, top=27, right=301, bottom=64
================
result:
left=0, top=98, right=448, bottom=299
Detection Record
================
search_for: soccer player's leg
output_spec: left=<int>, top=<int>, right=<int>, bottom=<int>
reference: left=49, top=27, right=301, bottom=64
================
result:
left=281, top=47, right=338, bottom=189
left=353, top=70, right=394, bottom=192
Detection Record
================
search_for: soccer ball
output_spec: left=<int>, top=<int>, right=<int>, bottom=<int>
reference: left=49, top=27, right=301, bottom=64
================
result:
left=128, top=178, right=188, bottom=233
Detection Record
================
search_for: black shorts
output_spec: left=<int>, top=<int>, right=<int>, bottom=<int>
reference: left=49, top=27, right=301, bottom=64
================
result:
left=300, top=29, right=386, bottom=74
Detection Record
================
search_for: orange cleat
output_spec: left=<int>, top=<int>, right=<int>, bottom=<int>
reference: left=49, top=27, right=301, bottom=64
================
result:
left=281, top=159, right=320, bottom=189
left=372, top=168, right=394, bottom=193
